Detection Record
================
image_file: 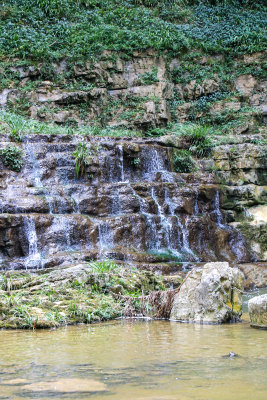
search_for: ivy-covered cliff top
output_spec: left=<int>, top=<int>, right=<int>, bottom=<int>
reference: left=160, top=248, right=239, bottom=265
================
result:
left=0, top=0, right=266, bottom=62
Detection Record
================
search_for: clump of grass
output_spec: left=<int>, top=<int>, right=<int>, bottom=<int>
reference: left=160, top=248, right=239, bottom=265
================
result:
left=2, top=113, right=26, bottom=142
left=89, top=259, right=120, bottom=273
left=72, top=141, right=94, bottom=178
left=0, top=112, right=142, bottom=138
left=171, top=123, right=213, bottom=157
left=1, top=145, right=24, bottom=171
left=13, top=305, right=38, bottom=329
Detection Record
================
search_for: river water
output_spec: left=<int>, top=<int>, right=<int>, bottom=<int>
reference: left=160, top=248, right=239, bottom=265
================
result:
left=0, top=312, right=266, bottom=400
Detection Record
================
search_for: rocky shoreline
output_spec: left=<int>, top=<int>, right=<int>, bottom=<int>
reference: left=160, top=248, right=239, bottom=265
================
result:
left=0, top=261, right=266, bottom=330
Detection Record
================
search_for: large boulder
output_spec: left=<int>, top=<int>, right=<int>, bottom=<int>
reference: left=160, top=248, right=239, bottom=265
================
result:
left=248, top=294, right=267, bottom=329
left=170, top=262, right=244, bottom=324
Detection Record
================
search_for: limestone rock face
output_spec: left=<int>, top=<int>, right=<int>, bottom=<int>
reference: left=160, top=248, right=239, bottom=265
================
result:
left=238, top=263, right=267, bottom=289
left=170, top=262, right=244, bottom=324
left=248, top=294, right=267, bottom=329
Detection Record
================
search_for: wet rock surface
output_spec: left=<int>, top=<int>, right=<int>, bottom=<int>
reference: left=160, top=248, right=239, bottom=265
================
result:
left=248, top=294, right=267, bottom=329
left=0, top=133, right=257, bottom=272
left=170, top=262, right=244, bottom=324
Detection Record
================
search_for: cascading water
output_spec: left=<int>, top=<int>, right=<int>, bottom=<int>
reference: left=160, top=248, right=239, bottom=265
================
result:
left=214, top=190, right=224, bottom=227
left=129, top=185, right=160, bottom=250
left=98, top=221, right=114, bottom=251
left=0, top=89, right=13, bottom=112
left=212, top=189, right=250, bottom=262
left=164, top=188, right=198, bottom=261
left=143, top=147, right=165, bottom=181
left=24, top=142, right=42, bottom=188
left=118, top=144, right=125, bottom=182
left=24, top=216, right=41, bottom=268
left=53, top=215, right=72, bottom=250
left=150, top=187, right=173, bottom=251
left=111, top=188, right=121, bottom=215
left=0, top=134, right=255, bottom=270
left=194, top=190, right=199, bottom=215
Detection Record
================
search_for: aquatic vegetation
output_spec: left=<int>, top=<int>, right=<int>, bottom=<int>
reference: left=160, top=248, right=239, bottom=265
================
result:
left=13, top=306, right=38, bottom=329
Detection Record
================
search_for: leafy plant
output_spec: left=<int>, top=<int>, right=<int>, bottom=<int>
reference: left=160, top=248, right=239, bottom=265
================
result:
left=72, top=141, right=95, bottom=178
left=132, top=157, right=141, bottom=168
left=1, top=293, right=22, bottom=308
left=1, top=145, right=24, bottom=171
left=1, top=0, right=264, bottom=66
left=173, top=149, right=196, bottom=173
left=139, top=67, right=159, bottom=85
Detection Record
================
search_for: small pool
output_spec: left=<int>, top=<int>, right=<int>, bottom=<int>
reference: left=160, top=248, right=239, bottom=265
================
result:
left=0, top=307, right=266, bottom=399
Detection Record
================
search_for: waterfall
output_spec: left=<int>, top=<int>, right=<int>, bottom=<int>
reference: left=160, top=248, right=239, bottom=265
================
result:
left=129, top=185, right=160, bottom=250
left=1, top=176, right=18, bottom=213
left=151, top=187, right=172, bottom=251
left=118, top=144, right=125, bottom=182
left=53, top=215, right=72, bottom=249
left=194, top=190, right=199, bottom=215
left=25, top=142, right=42, bottom=187
left=143, top=147, right=165, bottom=181
left=213, top=190, right=249, bottom=262
left=164, top=188, right=198, bottom=260
left=98, top=221, right=114, bottom=250
left=111, top=188, right=121, bottom=215
left=23, top=141, right=57, bottom=213
left=214, top=190, right=224, bottom=227
left=99, top=144, right=128, bottom=183
left=128, top=184, right=147, bottom=214
left=71, top=192, right=81, bottom=214
left=24, top=216, right=41, bottom=268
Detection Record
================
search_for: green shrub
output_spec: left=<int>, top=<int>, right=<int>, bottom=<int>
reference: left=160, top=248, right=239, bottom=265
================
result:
left=173, top=149, right=196, bottom=173
left=1, top=145, right=24, bottom=171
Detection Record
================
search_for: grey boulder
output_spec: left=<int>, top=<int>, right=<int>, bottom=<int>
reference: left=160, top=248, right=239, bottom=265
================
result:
left=248, top=294, right=267, bottom=329
left=170, top=262, right=244, bottom=324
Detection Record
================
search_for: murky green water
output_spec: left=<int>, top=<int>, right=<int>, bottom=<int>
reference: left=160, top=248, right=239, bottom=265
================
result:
left=0, top=311, right=266, bottom=400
